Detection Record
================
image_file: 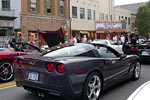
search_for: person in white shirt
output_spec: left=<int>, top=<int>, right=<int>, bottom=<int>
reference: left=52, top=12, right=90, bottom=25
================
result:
left=120, top=35, right=125, bottom=45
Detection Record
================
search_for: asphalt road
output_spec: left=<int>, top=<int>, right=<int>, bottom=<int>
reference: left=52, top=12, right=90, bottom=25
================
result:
left=0, top=64, right=150, bottom=100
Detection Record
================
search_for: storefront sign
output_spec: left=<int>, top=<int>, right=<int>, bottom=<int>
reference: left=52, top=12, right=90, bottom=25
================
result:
left=0, top=20, right=14, bottom=27
left=96, top=22, right=122, bottom=30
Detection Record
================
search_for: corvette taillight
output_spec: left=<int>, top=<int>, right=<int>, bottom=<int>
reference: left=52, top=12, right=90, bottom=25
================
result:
left=56, top=64, right=65, bottom=73
left=18, top=60, right=23, bottom=67
left=130, top=47, right=139, bottom=51
left=46, top=63, right=54, bottom=72
left=13, top=59, right=18, bottom=65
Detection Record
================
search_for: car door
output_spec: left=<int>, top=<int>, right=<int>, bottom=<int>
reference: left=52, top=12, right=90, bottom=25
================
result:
left=96, top=45, right=129, bottom=83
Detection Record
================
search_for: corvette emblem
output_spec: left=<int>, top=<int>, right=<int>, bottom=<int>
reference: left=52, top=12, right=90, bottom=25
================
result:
left=29, top=61, right=35, bottom=66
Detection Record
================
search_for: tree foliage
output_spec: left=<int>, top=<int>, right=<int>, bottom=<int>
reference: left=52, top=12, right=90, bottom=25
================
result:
left=135, top=1, right=150, bottom=36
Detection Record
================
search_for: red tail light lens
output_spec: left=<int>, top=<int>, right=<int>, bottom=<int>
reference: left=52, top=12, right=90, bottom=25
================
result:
left=13, top=59, right=18, bottom=65
left=56, top=64, right=65, bottom=73
left=18, top=60, right=23, bottom=67
left=46, top=63, right=54, bottom=72
left=130, top=47, right=138, bottom=51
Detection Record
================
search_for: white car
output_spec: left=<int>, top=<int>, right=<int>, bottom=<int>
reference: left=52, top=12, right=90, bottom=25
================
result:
left=127, top=81, right=150, bottom=100
left=92, top=39, right=123, bottom=53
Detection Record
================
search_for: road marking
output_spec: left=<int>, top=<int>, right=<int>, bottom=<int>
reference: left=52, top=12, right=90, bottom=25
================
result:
left=0, top=81, right=16, bottom=90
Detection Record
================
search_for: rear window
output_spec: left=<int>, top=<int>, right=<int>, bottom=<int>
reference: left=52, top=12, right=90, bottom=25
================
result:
left=43, top=44, right=95, bottom=57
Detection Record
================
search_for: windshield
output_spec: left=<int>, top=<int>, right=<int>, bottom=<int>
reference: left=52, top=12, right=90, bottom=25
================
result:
left=43, top=44, right=94, bottom=57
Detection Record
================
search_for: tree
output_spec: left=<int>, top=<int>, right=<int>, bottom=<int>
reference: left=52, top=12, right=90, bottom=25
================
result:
left=135, top=1, right=150, bottom=36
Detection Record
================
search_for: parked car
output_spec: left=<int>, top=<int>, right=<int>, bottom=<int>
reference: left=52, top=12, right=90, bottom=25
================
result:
left=0, top=42, right=42, bottom=82
left=92, top=39, right=123, bottom=53
left=123, top=41, right=150, bottom=62
left=13, top=43, right=141, bottom=100
left=127, top=81, right=150, bottom=100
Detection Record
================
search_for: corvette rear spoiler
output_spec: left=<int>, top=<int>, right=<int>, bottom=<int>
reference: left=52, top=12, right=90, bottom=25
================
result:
left=38, top=28, right=65, bottom=48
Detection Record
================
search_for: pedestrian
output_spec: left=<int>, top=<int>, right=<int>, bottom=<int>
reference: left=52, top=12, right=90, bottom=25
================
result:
left=82, top=35, right=87, bottom=43
left=29, top=34, right=35, bottom=45
left=129, top=28, right=140, bottom=45
left=77, top=36, right=81, bottom=43
left=73, top=36, right=77, bottom=43
left=120, top=34, right=125, bottom=45
left=16, top=32, right=25, bottom=43
left=9, top=33, right=16, bottom=43
left=8, top=33, right=17, bottom=48
left=69, top=36, right=74, bottom=44
left=112, top=35, right=118, bottom=43
left=106, top=34, right=111, bottom=40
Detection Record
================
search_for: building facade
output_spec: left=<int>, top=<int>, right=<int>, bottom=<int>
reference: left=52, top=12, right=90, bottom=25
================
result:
left=114, top=7, right=132, bottom=32
left=70, top=0, right=132, bottom=40
left=0, top=0, right=19, bottom=41
left=21, top=0, right=70, bottom=46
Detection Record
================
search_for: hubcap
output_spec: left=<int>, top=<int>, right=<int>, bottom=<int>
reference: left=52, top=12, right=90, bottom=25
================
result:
left=135, top=62, right=141, bottom=78
left=0, top=63, right=13, bottom=81
left=87, top=75, right=101, bottom=100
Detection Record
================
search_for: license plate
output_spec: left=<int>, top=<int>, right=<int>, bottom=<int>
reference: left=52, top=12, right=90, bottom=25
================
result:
left=141, top=51, right=149, bottom=55
left=28, top=72, right=39, bottom=81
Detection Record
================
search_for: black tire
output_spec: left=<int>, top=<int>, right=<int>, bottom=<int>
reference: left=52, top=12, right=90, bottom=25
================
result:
left=131, top=61, right=141, bottom=80
left=0, top=60, right=14, bottom=82
left=82, top=72, right=102, bottom=100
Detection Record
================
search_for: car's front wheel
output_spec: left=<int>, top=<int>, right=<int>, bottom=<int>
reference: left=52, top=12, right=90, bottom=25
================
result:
left=131, top=61, right=141, bottom=80
left=82, top=72, right=102, bottom=100
left=0, top=60, right=14, bottom=82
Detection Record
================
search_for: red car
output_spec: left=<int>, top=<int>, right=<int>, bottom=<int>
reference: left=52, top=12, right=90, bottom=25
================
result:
left=0, top=42, right=42, bottom=82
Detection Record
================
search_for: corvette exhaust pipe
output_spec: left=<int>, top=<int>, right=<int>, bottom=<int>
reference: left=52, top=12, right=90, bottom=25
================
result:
left=38, top=91, right=45, bottom=97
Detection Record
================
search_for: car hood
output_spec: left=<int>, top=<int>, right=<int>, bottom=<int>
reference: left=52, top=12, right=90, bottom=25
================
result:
left=38, top=28, right=64, bottom=48
left=127, top=81, right=150, bottom=100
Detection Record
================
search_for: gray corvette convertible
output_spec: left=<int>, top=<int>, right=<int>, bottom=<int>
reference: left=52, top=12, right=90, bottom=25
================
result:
left=13, top=43, right=141, bottom=100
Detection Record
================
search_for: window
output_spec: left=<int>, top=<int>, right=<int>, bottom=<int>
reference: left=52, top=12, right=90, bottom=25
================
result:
left=128, top=17, right=130, bottom=25
left=96, top=45, right=117, bottom=58
left=72, top=6, right=77, bottom=18
left=105, top=14, right=108, bottom=21
left=30, top=0, right=37, bottom=12
left=46, top=0, right=53, bottom=14
left=87, top=9, right=92, bottom=20
left=43, top=44, right=95, bottom=57
left=59, top=0, right=65, bottom=16
left=93, top=10, right=95, bottom=20
left=2, top=0, right=10, bottom=10
left=110, top=15, right=112, bottom=21
left=100, top=13, right=104, bottom=20
left=80, top=8, right=85, bottom=19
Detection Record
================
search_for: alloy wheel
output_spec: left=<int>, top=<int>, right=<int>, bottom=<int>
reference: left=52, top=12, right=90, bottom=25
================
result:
left=87, top=75, right=101, bottom=100
left=0, top=62, right=13, bottom=82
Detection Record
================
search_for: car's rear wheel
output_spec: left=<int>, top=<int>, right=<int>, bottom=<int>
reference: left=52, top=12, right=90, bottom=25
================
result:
left=0, top=60, right=14, bottom=82
left=131, top=61, right=141, bottom=80
left=82, top=72, right=102, bottom=100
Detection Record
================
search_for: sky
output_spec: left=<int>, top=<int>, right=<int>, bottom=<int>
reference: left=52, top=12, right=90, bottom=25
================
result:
left=115, top=0, right=149, bottom=5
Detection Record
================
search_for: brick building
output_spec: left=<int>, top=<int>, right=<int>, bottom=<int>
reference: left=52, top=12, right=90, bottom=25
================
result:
left=21, top=0, right=70, bottom=46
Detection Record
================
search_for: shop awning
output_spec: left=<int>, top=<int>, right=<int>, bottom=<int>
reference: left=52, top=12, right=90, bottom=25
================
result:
left=96, top=30, right=105, bottom=34
left=80, top=31, right=87, bottom=34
